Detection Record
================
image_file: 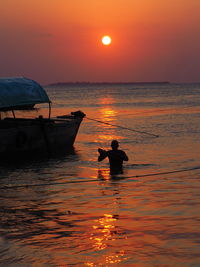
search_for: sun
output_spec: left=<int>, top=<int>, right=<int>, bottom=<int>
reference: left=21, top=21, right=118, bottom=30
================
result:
left=102, top=35, right=112, bottom=46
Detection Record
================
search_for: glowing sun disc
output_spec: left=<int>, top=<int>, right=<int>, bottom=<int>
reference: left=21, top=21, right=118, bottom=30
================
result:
left=102, top=36, right=112, bottom=45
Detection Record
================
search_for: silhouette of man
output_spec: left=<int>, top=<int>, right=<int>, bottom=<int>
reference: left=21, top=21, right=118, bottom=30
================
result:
left=98, top=140, right=128, bottom=174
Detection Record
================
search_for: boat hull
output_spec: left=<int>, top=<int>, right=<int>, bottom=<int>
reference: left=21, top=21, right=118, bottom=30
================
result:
left=0, top=115, right=83, bottom=159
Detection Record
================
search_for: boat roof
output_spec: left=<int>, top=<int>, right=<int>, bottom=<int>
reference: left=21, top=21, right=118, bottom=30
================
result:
left=0, top=77, right=50, bottom=111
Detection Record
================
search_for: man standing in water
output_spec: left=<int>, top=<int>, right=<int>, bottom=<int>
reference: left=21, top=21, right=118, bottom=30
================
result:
left=98, top=140, right=129, bottom=174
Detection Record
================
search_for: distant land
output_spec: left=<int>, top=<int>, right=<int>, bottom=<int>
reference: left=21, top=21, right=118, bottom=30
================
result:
left=47, top=81, right=170, bottom=87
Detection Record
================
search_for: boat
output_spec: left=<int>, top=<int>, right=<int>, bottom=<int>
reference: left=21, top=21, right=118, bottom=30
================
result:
left=0, top=77, right=85, bottom=159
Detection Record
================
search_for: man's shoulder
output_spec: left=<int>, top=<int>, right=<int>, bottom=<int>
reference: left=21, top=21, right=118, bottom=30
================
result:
left=108, top=149, right=125, bottom=155
left=107, top=149, right=120, bottom=152
left=118, top=149, right=126, bottom=154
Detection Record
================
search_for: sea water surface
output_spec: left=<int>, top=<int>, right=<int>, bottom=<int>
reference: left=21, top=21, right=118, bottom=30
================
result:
left=0, top=83, right=200, bottom=266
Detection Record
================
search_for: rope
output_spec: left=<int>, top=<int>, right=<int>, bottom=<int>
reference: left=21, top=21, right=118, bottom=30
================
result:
left=86, top=117, right=159, bottom=138
left=134, top=166, right=200, bottom=178
left=0, top=166, right=199, bottom=190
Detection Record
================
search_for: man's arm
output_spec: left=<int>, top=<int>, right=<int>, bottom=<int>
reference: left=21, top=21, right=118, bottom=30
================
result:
left=123, top=152, right=129, bottom=161
left=98, top=148, right=108, bottom=162
left=120, top=150, right=128, bottom=161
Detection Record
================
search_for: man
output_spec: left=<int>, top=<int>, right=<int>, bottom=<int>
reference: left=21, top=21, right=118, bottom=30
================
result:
left=98, top=140, right=128, bottom=174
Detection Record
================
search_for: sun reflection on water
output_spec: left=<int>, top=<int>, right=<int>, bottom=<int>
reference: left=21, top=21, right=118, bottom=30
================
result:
left=85, top=214, right=128, bottom=266
left=96, top=97, right=123, bottom=146
left=97, top=169, right=110, bottom=180
left=91, top=214, right=117, bottom=250
left=99, top=97, right=117, bottom=123
left=100, top=107, right=117, bottom=123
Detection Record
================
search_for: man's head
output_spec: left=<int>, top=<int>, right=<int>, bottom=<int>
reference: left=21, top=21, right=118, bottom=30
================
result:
left=111, top=140, right=119, bottom=150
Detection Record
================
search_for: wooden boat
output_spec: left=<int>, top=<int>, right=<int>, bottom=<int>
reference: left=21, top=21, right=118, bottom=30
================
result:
left=0, top=77, right=85, bottom=158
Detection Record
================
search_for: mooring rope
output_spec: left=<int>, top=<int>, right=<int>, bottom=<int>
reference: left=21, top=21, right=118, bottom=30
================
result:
left=0, top=166, right=199, bottom=190
left=134, top=166, right=200, bottom=178
left=86, top=117, right=159, bottom=138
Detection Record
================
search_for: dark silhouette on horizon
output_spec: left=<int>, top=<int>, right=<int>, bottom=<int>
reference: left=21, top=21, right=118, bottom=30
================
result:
left=47, top=81, right=170, bottom=87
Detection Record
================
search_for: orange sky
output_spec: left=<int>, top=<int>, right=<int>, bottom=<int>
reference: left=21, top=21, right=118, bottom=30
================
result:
left=0, top=0, right=200, bottom=84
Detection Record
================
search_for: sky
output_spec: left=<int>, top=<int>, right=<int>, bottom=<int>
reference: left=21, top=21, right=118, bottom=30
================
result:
left=0, top=0, right=200, bottom=84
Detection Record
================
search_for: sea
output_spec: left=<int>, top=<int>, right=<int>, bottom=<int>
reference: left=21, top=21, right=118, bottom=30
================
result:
left=0, top=83, right=200, bottom=266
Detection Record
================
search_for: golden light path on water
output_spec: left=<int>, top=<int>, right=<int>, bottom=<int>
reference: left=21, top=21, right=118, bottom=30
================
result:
left=96, top=97, right=122, bottom=145
left=85, top=214, right=128, bottom=266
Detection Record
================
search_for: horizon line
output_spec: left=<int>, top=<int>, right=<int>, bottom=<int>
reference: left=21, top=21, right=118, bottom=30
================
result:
left=46, top=81, right=200, bottom=86
left=47, top=81, right=170, bottom=86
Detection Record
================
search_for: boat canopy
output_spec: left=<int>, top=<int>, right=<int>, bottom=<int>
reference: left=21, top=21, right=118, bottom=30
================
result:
left=0, top=77, right=50, bottom=111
